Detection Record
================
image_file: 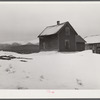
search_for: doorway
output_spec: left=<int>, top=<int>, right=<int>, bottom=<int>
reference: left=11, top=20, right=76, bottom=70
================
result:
left=43, top=42, right=46, bottom=50
left=65, top=40, right=70, bottom=50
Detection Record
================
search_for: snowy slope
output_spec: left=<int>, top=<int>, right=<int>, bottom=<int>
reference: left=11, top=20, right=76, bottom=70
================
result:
left=0, top=50, right=100, bottom=89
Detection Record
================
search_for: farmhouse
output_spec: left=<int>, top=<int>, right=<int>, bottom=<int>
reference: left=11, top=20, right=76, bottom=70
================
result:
left=85, top=35, right=100, bottom=53
left=38, top=21, right=85, bottom=52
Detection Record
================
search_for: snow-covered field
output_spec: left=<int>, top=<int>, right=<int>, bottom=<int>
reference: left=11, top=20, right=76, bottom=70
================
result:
left=0, top=50, right=100, bottom=89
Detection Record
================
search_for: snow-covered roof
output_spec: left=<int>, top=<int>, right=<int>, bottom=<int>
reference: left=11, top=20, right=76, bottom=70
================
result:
left=85, top=35, right=100, bottom=44
left=38, top=22, right=65, bottom=36
left=75, top=35, right=86, bottom=42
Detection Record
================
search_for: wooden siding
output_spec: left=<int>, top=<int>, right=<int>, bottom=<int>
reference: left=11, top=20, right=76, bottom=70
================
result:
left=85, top=43, right=100, bottom=53
left=38, top=22, right=85, bottom=52
left=58, top=24, right=76, bottom=51
left=39, top=34, right=58, bottom=51
left=76, top=42, right=85, bottom=51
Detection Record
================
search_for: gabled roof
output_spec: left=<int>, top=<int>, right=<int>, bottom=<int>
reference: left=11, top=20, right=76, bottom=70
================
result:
left=75, top=35, right=86, bottom=43
left=38, top=22, right=66, bottom=37
left=84, top=35, right=100, bottom=44
left=38, top=21, right=79, bottom=37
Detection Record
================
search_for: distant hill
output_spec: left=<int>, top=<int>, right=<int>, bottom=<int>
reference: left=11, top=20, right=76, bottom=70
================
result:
left=0, top=39, right=39, bottom=54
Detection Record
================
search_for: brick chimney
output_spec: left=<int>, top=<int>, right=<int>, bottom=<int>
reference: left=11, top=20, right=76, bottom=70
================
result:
left=57, top=21, right=60, bottom=25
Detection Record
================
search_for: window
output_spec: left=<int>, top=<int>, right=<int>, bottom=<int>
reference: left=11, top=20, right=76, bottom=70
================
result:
left=65, top=40, right=70, bottom=49
left=65, top=27, right=70, bottom=35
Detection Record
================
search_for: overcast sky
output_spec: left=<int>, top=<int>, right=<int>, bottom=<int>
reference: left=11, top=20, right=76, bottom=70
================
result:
left=0, top=2, right=100, bottom=42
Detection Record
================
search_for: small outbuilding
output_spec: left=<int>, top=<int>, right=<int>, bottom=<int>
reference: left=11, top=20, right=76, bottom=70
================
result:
left=85, top=35, right=100, bottom=53
left=38, top=21, right=85, bottom=52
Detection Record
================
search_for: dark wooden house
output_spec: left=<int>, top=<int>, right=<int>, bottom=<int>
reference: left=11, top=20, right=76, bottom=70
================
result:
left=38, top=21, right=85, bottom=52
left=85, top=35, right=100, bottom=53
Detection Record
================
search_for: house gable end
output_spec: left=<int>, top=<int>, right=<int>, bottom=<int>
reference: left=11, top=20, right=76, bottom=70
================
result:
left=66, top=22, right=78, bottom=35
left=57, top=22, right=78, bottom=37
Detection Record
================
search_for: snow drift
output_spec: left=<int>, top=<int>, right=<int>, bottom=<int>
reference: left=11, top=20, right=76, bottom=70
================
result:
left=0, top=50, right=100, bottom=89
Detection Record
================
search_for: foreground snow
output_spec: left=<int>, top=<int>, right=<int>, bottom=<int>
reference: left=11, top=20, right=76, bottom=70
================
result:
left=0, top=50, right=100, bottom=89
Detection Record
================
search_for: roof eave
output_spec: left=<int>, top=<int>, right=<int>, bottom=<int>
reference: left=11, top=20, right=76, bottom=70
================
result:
left=38, top=33, right=58, bottom=37
left=38, top=22, right=67, bottom=37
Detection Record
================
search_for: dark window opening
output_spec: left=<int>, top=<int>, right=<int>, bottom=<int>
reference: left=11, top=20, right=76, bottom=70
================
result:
left=65, top=40, right=70, bottom=49
left=65, top=27, right=70, bottom=35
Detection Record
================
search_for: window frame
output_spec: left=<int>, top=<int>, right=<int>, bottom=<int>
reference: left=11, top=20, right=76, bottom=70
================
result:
left=65, top=26, right=70, bottom=35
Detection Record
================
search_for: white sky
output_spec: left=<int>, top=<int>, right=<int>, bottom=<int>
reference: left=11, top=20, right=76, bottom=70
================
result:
left=0, top=2, right=100, bottom=42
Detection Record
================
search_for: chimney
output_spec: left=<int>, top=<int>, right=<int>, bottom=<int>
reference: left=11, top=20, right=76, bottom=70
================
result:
left=57, top=21, right=60, bottom=25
